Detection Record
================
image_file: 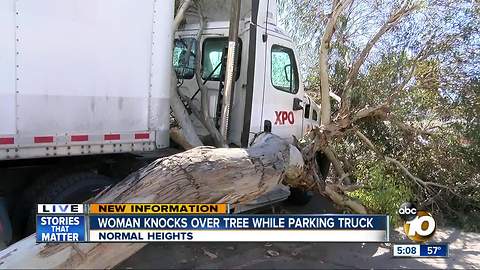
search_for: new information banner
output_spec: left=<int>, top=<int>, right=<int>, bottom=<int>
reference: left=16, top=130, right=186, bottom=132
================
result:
left=36, top=204, right=390, bottom=243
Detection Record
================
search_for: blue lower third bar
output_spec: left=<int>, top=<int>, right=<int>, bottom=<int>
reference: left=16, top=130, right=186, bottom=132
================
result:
left=420, top=244, right=449, bottom=257
left=36, top=215, right=86, bottom=242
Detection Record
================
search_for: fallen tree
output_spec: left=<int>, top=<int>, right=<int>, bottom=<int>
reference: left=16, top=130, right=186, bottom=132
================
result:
left=0, top=134, right=307, bottom=269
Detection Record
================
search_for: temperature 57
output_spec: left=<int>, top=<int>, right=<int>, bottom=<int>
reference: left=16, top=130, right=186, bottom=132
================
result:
left=427, top=246, right=441, bottom=255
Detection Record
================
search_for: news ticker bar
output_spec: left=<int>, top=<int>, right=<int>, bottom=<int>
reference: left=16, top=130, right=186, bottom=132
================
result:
left=393, top=244, right=449, bottom=257
left=38, top=203, right=229, bottom=214
left=36, top=204, right=390, bottom=243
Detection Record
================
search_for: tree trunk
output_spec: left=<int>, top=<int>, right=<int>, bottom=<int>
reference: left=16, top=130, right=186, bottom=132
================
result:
left=193, top=2, right=226, bottom=147
left=170, top=74, right=204, bottom=147
left=169, top=0, right=203, bottom=147
left=169, top=127, right=194, bottom=150
left=0, top=134, right=298, bottom=269
left=319, top=0, right=352, bottom=126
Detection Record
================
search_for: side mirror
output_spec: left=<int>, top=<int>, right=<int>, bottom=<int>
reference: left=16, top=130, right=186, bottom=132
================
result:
left=293, top=97, right=303, bottom=111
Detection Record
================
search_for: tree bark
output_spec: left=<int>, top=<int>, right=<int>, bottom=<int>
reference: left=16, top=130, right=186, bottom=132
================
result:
left=0, top=134, right=299, bottom=269
left=319, top=0, right=352, bottom=126
left=172, top=0, right=193, bottom=32
left=169, top=0, right=204, bottom=147
left=170, top=74, right=204, bottom=147
left=193, top=2, right=226, bottom=147
left=324, top=185, right=367, bottom=214
left=169, top=127, right=194, bottom=150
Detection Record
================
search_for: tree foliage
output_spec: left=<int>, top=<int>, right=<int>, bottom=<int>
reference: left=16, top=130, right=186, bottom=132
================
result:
left=279, top=0, right=480, bottom=230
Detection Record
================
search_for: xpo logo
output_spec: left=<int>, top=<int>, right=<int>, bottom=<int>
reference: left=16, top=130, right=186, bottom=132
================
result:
left=274, top=111, right=295, bottom=125
left=398, top=202, right=436, bottom=243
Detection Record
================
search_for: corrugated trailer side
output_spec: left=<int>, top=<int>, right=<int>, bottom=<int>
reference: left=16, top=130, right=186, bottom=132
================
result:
left=0, top=0, right=17, bottom=139
left=0, top=0, right=172, bottom=160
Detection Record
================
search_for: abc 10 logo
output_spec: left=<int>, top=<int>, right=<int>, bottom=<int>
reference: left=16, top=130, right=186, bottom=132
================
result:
left=398, top=202, right=436, bottom=243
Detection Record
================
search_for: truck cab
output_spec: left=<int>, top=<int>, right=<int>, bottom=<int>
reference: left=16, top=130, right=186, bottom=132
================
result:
left=174, top=0, right=321, bottom=147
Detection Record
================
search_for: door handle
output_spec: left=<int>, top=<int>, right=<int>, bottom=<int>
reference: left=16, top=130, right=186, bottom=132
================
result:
left=293, top=98, right=303, bottom=111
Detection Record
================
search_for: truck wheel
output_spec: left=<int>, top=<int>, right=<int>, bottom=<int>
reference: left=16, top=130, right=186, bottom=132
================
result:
left=26, top=172, right=113, bottom=233
left=316, top=152, right=331, bottom=180
left=287, top=152, right=331, bottom=205
left=287, top=187, right=313, bottom=205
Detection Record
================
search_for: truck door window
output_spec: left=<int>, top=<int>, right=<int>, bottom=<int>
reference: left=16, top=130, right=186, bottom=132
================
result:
left=173, top=38, right=197, bottom=79
left=312, top=109, right=318, bottom=121
left=304, top=104, right=311, bottom=119
left=271, top=45, right=299, bottom=94
left=202, top=37, right=242, bottom=81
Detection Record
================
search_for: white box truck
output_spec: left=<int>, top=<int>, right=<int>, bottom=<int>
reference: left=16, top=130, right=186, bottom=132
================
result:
left=0, top=0, right=328, bottom=244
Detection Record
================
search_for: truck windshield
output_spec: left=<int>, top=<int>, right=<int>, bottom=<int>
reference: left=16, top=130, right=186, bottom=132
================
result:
left=173, top=38, right=197, bottom=79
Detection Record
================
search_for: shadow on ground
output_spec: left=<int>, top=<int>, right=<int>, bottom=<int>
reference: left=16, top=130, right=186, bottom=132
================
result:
left=118, top=195, right=480, bottom=269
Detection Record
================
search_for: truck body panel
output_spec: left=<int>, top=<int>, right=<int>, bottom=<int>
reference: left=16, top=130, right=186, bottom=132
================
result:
left=0, top=0, right=172, bottom=160
left=0, top=0, right=16, bottom=135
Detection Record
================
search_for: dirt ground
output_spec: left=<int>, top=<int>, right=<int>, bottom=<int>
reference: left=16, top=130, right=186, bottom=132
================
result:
left=118, top=195, right=480, bottom=269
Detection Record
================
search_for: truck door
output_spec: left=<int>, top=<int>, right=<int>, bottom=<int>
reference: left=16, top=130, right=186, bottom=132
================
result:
left=262, top=37, right=303, bottom=140
left=302, top=96, right=320, bottom=134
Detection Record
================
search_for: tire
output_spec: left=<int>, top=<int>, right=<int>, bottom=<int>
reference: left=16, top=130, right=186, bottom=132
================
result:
left=316, top=152, right=331, bottom=180
left=287, top=152, right=331, bottom=206
left=287, top=187, right=313, bottom=205
left=25, top=172, right=113, bottom=234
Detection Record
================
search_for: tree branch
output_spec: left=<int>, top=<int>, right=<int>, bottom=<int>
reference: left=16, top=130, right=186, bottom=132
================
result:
left=170, top=75, right=203, bottom=147
left=340, top=1, right=420, bottom=114
left=323, top=146, right=352, bottom=185
left=170, top=127, right=194, bottom=150
left=354, top=130, right=451, bottom=192
left=389, top=117, right=434, bottom=136
left=320, top=0, right=353, bottom=125
left=173, top=0, right=193, bottom=32
left=193, top=2, right=226, bottom=147
left=170, top=0, right=203, bottom=147
left=325, top=185, right=368, bottom=214
left=385, top=43, right=431, bottom=104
